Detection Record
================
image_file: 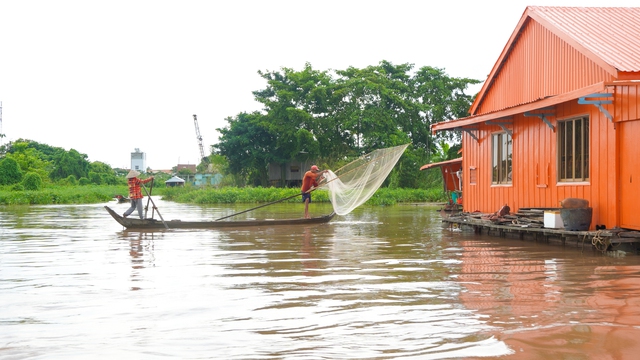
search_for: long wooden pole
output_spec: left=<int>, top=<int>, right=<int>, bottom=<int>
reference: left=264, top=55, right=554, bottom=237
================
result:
left=142, top=183, right=169, bottom=229
left=144, top=179, right=154, bottom=219
left=213, top=188, right=316, bottom=221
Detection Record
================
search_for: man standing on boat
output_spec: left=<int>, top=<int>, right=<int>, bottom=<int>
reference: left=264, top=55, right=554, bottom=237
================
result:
left=301, top=165, right=328, bottom=219
left=123, top=170, right=154, bottom=219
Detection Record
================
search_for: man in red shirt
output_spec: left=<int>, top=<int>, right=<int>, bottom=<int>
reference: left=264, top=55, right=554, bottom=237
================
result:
left=123, top=170, right=154, bottom=219
left=301, top=165, right=327, bottom=219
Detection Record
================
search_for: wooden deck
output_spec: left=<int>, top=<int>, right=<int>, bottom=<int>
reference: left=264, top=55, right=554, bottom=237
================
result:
left=441, top=209, right=640, bottom=254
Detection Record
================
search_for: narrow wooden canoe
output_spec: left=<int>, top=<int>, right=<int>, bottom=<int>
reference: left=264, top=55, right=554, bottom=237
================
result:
left=104, top=206, right=335, bottom=230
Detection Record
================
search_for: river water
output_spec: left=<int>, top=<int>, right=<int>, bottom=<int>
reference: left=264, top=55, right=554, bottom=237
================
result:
left=2, top=198, right=640, bottom=359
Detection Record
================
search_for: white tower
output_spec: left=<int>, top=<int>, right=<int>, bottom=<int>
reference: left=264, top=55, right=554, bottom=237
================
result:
left=130, top=148, right=147, bottom=172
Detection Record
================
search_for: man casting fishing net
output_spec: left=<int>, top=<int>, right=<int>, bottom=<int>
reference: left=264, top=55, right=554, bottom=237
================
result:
left=301, top=165, right=329, bottom=219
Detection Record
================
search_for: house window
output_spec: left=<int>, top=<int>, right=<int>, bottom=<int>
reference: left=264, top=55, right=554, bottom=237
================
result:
left=558, top=116, right=589, bottom=182
left=492, top=132, right=512, bottom=184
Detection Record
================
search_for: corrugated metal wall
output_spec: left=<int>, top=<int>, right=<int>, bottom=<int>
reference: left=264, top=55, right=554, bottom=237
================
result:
left=476, top=19, right=616, bottom=115
left=463, top=85, right=640, bottom=229
left=615, top=84, right=640, bottom=121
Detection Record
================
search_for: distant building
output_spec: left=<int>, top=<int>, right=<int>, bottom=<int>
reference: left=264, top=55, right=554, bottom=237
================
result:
left=165, top=176, right=186, bottom=187
left=269, top=160, right=315, bottom=187
left=131, top=148, right=146, bottom=172
left=195, top=173, right=223, bottom=186
left=176, top=164, right=196, bottom=173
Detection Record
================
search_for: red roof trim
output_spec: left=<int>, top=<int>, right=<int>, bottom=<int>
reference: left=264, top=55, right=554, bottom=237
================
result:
left=419, top=158, right=463, bottom=171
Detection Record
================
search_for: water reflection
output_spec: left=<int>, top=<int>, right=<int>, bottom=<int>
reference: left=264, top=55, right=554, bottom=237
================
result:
left=454, top=237, right=640, bottom=359
left=3, top=202, right=640, bottom=359
left=122, top=232, right=158, bottom=291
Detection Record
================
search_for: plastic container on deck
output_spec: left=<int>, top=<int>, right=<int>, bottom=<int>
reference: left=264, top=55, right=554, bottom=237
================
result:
left=544, top=210, right=564, bottom=229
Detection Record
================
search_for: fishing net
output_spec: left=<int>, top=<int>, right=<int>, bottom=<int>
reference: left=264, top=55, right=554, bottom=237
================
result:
left=319, top=143, right=410, bottom=216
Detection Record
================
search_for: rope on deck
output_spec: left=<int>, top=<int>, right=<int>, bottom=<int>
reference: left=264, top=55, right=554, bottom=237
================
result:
left=591, top=230, right=611, bottom=252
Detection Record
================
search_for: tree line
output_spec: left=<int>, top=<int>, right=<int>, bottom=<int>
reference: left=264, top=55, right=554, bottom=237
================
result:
left=214, top=60, right=478, bottom=188
left=0, top=139, right=120, bottom=190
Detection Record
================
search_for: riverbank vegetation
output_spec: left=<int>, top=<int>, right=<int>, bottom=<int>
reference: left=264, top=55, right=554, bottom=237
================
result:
left=0, top=183, right=443, bottom=206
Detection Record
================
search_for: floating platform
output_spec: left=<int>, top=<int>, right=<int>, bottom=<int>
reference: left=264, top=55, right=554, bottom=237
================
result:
left=441, top=210, right=640, bottom=254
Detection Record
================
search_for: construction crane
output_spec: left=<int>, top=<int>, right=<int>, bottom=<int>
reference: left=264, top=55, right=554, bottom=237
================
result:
left=193, top=114, right=206, bottom=162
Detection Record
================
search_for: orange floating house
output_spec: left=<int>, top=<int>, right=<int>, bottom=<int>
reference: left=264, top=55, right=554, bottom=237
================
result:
left=431, top=6, right=640, bottom=231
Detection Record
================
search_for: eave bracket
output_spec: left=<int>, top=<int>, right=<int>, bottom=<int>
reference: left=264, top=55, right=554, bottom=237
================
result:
left=485, top=120, right=513, bottom=136
left=524, top=107, right=555, bottom=131
left=578, top=93, right=613, bottom=121
left=457, top=127, right=479, bottom=142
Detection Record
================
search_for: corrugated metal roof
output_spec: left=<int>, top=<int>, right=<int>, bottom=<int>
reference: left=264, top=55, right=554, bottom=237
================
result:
left=528, top=6, right=640, bottom=72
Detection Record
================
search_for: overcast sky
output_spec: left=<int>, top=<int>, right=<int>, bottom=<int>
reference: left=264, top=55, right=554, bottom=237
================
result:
left=1, top=0, right=638, bottom=170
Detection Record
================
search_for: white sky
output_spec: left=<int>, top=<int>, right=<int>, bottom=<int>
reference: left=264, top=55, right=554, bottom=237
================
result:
left=1, top=0, right=638, bottom=170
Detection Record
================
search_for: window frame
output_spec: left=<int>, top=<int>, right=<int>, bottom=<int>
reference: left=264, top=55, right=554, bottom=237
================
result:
left=491, top=131, right=512, bottom=185
left=557, top=115, right=590, bottom=182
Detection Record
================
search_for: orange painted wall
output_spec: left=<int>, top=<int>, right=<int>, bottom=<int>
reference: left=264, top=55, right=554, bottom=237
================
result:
left=476, top=19, right=616, bottom=115
left=462, top=86, right=640, bottom=229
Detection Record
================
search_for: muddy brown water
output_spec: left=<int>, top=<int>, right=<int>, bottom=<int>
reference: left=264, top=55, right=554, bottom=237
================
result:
left=3, top=198, right=640, bottom=359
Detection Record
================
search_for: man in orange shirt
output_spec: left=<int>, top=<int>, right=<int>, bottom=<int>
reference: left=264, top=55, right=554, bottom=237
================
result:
left=301, top=165, right=328, bottom=219
left=123, top=170, right=154, bottom=219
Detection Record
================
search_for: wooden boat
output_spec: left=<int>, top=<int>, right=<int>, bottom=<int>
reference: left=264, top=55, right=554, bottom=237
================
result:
left=114, top=195, right=129, bottom=203
left=104, top=206, right=336, bottom=230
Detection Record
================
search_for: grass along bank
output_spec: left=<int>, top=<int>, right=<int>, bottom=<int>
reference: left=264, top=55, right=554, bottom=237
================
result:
left=0, top=185, right=128, bottom=205
left=0, top=185, right=446, bottom=206
left=161, top=186, right=446, bottom=206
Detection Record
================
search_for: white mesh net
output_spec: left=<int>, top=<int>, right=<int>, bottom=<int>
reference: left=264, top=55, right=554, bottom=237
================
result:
left=319, top=143, right=410, bottom=216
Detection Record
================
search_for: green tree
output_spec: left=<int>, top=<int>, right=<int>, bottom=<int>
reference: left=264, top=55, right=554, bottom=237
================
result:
left=334, top=61, right=414, bottom=153
left=0, top=157, right=23, bottom=185
left=215, top=61, right=479, bottom=189
left=88, top=171, right=102, bottom=184
left=22, top=172, right=43, bottom=190
left=89, top=161, right=117, bottom=185
left=253, top=63, right=338, bottom=160
left=7, top=145, right=52, bottom=182
left=61, top=175, right=78, bottom=186
left=49, top=149, right=90, bottom=181
left=215, top=112, right=276, bottom=186
left=5, top=139, right=65, bottom=162
left=411, top=66, right=480, bottom=153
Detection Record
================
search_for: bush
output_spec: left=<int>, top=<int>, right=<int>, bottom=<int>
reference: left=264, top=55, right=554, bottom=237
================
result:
left=89, top=171, right=102, bottom=185
left=0, top=157, right=23, bottom=185
left=22, top=172, right=43, bottom=191
left=78, top=177, right=91, bottom=185
left=63, top=175, right=78, bottom=186
left=11, top=184, right=25, bottom=191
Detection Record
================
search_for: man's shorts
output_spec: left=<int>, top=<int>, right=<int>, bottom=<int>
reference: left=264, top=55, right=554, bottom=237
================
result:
left=302, top=192, right=312, bottom=203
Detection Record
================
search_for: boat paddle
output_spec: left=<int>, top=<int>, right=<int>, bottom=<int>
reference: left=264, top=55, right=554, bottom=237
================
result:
left=141, top=182, right=169, bottom=229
